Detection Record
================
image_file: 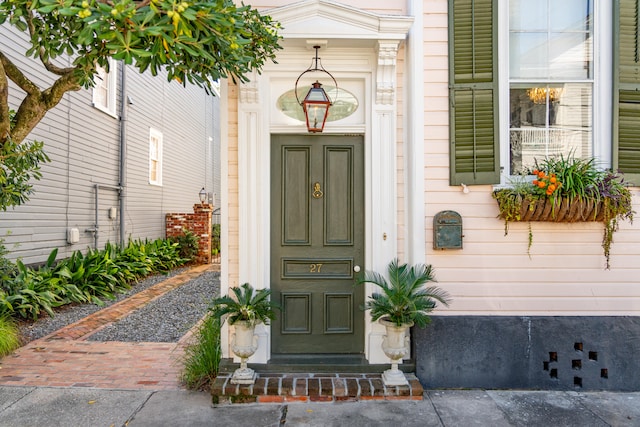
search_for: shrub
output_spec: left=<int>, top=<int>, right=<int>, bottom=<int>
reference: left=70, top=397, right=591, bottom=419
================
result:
left=181, top=314, right=221, bottom=390
left=0, top=314, right=20, bottom=357
left=170, top=229, right=200, bottom=262
left=0, top=238, right=17, bottom=283
left=211, top=224, right=221, bottom=255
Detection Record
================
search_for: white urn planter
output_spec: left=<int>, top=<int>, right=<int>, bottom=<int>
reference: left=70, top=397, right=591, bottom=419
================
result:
left=230, top=320, right=259, bottom=384
left=379, top=318, right=412, bottom=386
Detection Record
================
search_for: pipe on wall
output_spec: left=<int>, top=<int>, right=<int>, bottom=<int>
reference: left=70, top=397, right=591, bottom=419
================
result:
left=86, top=62, right=127, bottom=250
left=118, top=61, right=128, bottom=246
left=87, top=184, right=122, bottom=249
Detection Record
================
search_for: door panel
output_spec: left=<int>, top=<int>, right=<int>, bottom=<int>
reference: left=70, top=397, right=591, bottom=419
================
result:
left=325, top=147, right=353, bottom=244
left=271, top=134, right=364, bottom=354
left=282, top=147, right=310, bottom=245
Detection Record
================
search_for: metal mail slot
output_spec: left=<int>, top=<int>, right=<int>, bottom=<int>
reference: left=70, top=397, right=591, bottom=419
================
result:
left=434, top=210, right=463, bottom=250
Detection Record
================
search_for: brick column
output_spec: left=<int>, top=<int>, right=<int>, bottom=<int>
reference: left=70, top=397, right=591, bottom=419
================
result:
left=192, top=203, right=212, bottom=264
left=165, top=203, right=213, bottom=265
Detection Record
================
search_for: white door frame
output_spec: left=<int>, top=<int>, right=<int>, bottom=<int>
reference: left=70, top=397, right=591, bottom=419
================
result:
left=222, top=0, right=414, bottom=364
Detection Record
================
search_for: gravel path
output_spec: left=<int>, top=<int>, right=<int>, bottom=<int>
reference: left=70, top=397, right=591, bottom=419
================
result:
left=88, top=270, right=219, bottom=342
left=18, top=267, right=219, bottom=343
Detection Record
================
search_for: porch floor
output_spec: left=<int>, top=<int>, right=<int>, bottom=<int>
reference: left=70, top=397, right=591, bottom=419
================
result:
left=211, top=372, right=424, bottom=404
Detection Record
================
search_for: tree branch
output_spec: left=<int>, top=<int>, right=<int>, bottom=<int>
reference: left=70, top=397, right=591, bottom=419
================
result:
left=25, top=10, right=76, bottom=76
left=10, top=71, right=80, bottom=145
left=0, top=52, right=10, bottom=144
left=0, top=50, right=40, bottom=96
left=39, top=49, right=77, bottom=76
left=42, top=72, right=81, bottom=110
left=135, top=0, right=152, bottom=9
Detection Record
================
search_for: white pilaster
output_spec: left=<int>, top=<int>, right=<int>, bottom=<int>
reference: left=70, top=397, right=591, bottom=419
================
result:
left=220, top=78, right=230, bottom=359
left=367, top=40, right=401, bottom=364
left=237, top=72, right=271, bottom=364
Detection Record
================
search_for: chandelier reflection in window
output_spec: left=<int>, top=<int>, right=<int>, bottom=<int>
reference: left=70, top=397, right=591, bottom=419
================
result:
left=527, top=87, right=562, bottom=104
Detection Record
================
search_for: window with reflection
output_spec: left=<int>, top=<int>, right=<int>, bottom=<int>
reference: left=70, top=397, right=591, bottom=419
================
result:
left=277, top=86, right=359, bottom=123
left=509, top=0, right=593, bottom=174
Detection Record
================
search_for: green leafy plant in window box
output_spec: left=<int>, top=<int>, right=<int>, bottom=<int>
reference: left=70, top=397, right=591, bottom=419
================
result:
left=492, top=155, right=634, bottom=269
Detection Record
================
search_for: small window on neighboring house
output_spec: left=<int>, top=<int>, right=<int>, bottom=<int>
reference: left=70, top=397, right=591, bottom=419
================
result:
left=93, top=59, right=117, bottom=116
left=149, top=128, right=163, bottom=186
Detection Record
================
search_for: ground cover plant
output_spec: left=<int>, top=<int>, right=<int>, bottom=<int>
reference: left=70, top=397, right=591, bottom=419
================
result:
left=0, top=238, right=189, bottom=321
left=0, top=314, right=20, bottom=356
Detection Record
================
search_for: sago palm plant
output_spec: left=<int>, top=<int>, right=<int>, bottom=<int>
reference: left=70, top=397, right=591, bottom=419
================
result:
left=360, top=259, right=451, bottom=328
left=209, top=282, right=278, bottom=327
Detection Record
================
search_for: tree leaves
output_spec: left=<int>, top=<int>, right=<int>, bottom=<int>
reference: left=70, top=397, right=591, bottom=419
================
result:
left=0, top=138, right=50, bottom=210
left=0, top=0, right=281, bottom=209
left=1, top=0, right=282, bottom=94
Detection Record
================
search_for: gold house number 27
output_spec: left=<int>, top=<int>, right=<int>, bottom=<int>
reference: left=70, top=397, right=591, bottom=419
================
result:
left=309, top=263, right=323, bottom=273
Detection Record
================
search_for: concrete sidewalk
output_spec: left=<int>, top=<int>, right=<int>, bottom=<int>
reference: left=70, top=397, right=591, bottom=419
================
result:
left=1, top=386, right=639, bottom=426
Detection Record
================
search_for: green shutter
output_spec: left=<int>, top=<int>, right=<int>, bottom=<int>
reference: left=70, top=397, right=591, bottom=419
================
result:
left=449, top=0, right=500, bottom=186
left=614, top=0, right=640, bottom=184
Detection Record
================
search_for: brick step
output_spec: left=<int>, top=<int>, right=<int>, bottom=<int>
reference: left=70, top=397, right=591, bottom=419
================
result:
left=211, top=373, right=423, bottom=404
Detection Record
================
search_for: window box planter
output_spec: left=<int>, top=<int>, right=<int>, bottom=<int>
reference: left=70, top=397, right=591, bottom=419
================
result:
left=492, top=156, right=634, bottom=269
left=495, top=194, right=607, bottom=223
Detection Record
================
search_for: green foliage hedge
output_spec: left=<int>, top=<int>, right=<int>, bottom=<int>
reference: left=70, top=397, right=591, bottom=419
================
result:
left=0, top=238, right=189, bottom=320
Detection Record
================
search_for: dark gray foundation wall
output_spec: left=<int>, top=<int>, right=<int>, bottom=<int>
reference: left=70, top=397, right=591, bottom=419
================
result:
left=414, top=316, right=640, bottom=391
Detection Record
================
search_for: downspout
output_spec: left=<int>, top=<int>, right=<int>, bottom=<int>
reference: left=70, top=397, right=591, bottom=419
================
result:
left=406, top=0, right=426, bottom=264
left=118, top=61, right=127, bottom=246
left=85, top=62, right=127, bottom=250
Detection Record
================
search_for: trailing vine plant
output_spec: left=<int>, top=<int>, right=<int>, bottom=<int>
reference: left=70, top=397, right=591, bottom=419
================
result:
left=493, top=155, right=634, bottom=269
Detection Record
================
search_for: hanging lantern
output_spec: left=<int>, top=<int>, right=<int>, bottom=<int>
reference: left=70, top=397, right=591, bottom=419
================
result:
left=301, top=81, right=332, bottom=132
left=294, top=46, right=337, bottom=133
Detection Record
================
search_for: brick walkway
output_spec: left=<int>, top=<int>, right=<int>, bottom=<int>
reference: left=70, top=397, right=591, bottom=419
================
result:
left=0, top=264, right=215, bottom=390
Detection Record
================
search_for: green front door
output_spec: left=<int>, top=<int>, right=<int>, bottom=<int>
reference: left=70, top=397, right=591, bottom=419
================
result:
left=270, top=134, right=365, bottom=354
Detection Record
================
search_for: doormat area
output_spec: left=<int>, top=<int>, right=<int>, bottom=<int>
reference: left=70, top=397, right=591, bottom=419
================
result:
left=211, top=373, right=423, bottom=404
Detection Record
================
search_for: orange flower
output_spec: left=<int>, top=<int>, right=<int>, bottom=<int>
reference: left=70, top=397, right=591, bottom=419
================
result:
left=548, top=184, right=556, bottom=192
left=532, top=180, right=539, bottom=186
left=538, top=181, right=546, bottom=188
left=550, top=176, right=557, bottom=184
left=532, top=169, right=539, bottom=175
